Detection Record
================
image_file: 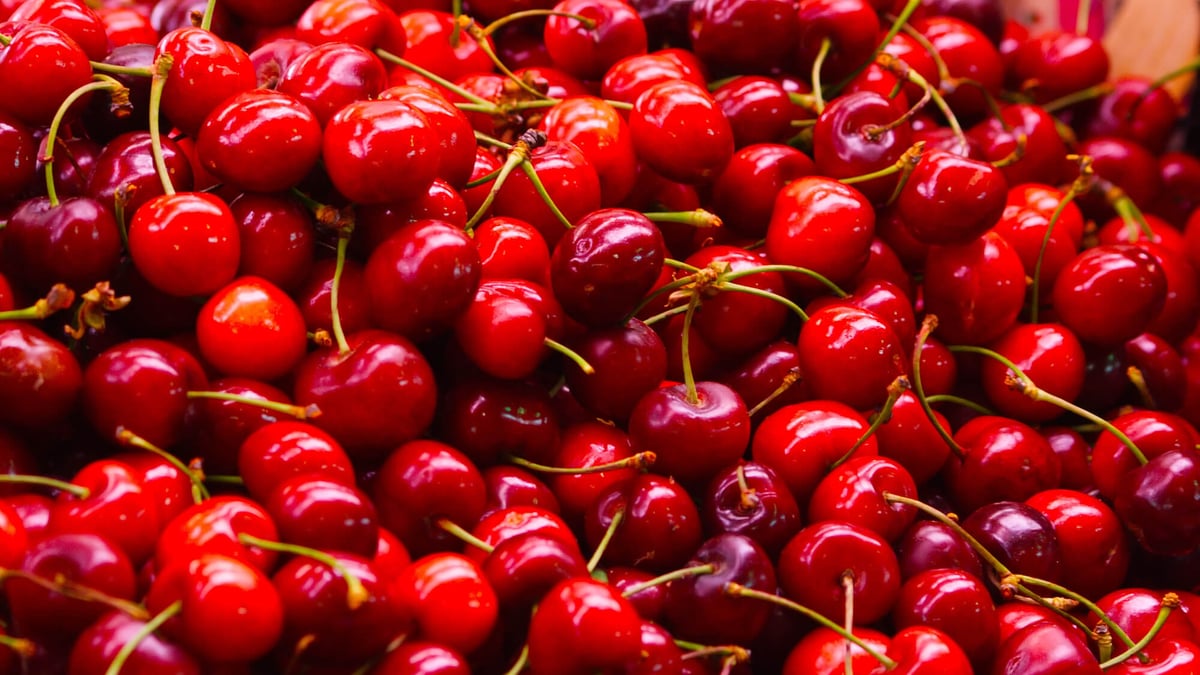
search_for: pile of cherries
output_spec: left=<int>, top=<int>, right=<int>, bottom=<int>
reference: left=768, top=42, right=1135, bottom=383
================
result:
left=5, top=0, right=1200, bottom=672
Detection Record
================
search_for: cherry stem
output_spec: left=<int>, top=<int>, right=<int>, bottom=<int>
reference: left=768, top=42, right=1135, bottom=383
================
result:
left=502, top=645, right=530, bottom=675
left=483, top=8, right=595, bottom=36
left=465, top=167, right=501, bottom=189
left=1096, top=625, right=1113, bottom=663
left=0, top=569, right=146, bottom=619
left=519, top=160, right=575, bottom=231
left=842, top=572, right=855, bottom=675
left=1141, top=53, right=1200, bottom=101
left=626, top=272, right=703, bottom=322
left=1106, top=182, right=1155, bottom=240
left=544, top=337, right=596, bottom=374
left=464, top=130, right=540, bottom=232
left=459, top=16, right=551, bottom=101
left=911, top=315, right=965, bottom=458
left=0, top=474, right=89, bottom=499
left=724, top=583, right=898, bottom=670
left=474, top=130, right=513, bottom=151
left=505, top=451, right=656, bottom=475
left=1029, top=170, right=1088, bottom=322
left=747, top=368, right=802, bottom=418
left=924, top=394, right=995, bottom=415
left=735, top=463, right=759, bottom=510
left=1042, top=82, right=1115, bottom=113
left=811, top=38, right=833, bottom=114
left=839, top=140, right=925, bottom=187
left=375, top=49, right=495, bottom=108
left=148, top=55, right=175, bottom=197
left=621, top=563, right=716, bottom=597
left=237, top=533, right=369, bottom=610
left=586, top=508, right=625, bottom=572
left=0, top=284, right=75, bottom=322
left=876, top=54, right=968, bottom=154
left=832, top=376, right=910, bottom=468
left=1100, top=594, right=1179, bottom=669
left=44, top=79, right=128, bottom=207
left=862, top=83, right=931, bottom=142
left=720, top=282, right=809, bottom=322
left=90, top=62, right=154, bottom=78
left=640, top=303, right=691, bottom=327
left=102, top=600, right=183, bottom=675
left=721, top=264, right=849, bottom=298
left=680, top=292, right=702, bottom=405
left=1003, top=574, right=1141, bottom=656
left=186, top=391, right=321, bottom=420
left=330, top=231, right=353, bottom=356
left=116, top=427, right=210, bottom=503
left=894, top=19, right=951, bottom=85
left=643, top=210, right=723, bottom=228
left=203, top=474, right=245, bottom=486
left=835, top=0, right=923, bottom=94
left=990, top=130, right=1028, bottom=169
left=1126, top=366, right=1158, bottom=409
left=0, top=634, right=35, bottom=659
left=435, top=518, right=494, bottom=553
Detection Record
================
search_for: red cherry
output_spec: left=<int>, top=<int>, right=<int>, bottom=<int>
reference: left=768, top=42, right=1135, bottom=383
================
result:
left=492, top=140, right=601, bottom=248
left=538, top=96, right=638, bottom=206
left=1007, top=30, right=1109, bottom=104
left=526, top=578, right=643, bottom=675
left=67, top=610, right=201, bottom=675
left=895, top=150, right=1008, bottom=245
left=277, top=41, right=389, bottom=127
left=145, top=553, right=284, bottom=664
left=765, top=176, right=875, bottom=295
left=0, top=24, right=93, bottom=127
left=155, top=27, right=256, bottom=137
left=1052, top=244, right=1167, bottom=347
left=544, top=0, right=647, bottom=80
left=1026, top=489, right=1130, bottom=600
left=990, top=620, right=1101, bottom=674
left=228, top=192, right=317, bottom=294
left=394, top=552, right=498, bottom=655
left=0, top=321, right=82, bottom=432
left=600, top=49, right=708, bottom=106
left=50, top=459, right=158, bottom=566
left=196, top=89, right=322, bottom=193
left=629, top=79, right=734, bottom=184
left=584, top=473, right=703, bottom=572
left=793, top=0, right=881, bottom=83
left=322, top=99, right=440, bottom=205
left=914, top=16, right=1003, bottom=120
left=798, top=304, right=908, bottom=410
left=944, top=415, right=1062, bottom=515
left=154, top=496, right=280, bottom=574
left=979, top=323, right=1086, bottom=423
left=779, top=520, right=901, bottom=626
left=378, top=85, right=477, bottom=188
left=808, top=456, right=918, bottom=543
left=922, top=231, right=1026, bottom=345
left=86, top=132, right=194, bottom=218
left=195, top=276, right=308, bottom=382
left=394, top=9, right=493, bottom=83
left=689, top=0, right=797, bottom=76
left=627, top=380, right=751, bottom=486
left=296, top=0, right=404, bottom=52
left=812, top=90, right=912, bottom=204
left=127, top=192, right=241, bottom=298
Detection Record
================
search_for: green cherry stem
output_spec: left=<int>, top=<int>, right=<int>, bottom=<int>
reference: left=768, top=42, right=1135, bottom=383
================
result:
left=0, top=284, right=75, bottom=322
left=458, top=16, right=550, bottom=101
left=911, top=315, right=965, bottom=458
left=1004, top=574, right=1141, bottom=656
left=1030, top=165, right=1090, bottom=322
left=375, top=49, right=495, bottom=108
left=621, top=564, right=716, bottom=598
left=102, top=600, right=184, bottom=675
left=185, top=391, right=321, bottom=420
left=505, top=451, right=657, bottom=475
left=747, top=368, right=802, bottom=418
left=116, top=427, right=210, bottom=503
left=502, top=645, right=530, bottom=675
left=725, top=583, right=898, bottom=670
left=586, top=508, right=625, bottom=572
left=330, top=229, right=354, bottom=356
left=924, top=394, right=995, bottom=416
left=721, top=264, right=849, bottom=298
left=89, top=61, right=154, bottom=78
left=1076, top=0, right=1093, bottom=35
left=199, top=0, right=218, bottom=31
left=1099, top=593, right=1178, bottom=669
left=0, top=474, right=89, bottom=498
left=519, top=160, right=575, bottom=231
left=680, top=292, right=703, bottom=405
left=464, top=130, right=541, bottom=232
left=811, top=37, right=833, bottom=114
left=1042, top=82, right=1115, bottom=114
left=643, top=210, right=723, bottom=228
left=435, top=518, right=494, bottom=553
left=0, top=568, right=146, bottom=619
left=840, top=140, right=925, bottom=188
left=832, top=376, right=910, bottom=468
left=482, top=9, right=595, bottom=36
left=0, top=634, right=36, bottom=659
left=148, top=54, right=176, bottom=196
left=1106, top=182, right=1156, bottom=240
left=43, top=78, right=129, bottom=207
left=544, top=337, right=596, bottom=374
left=238, top=533, right=370, bottom=610
left=718, top=282, right=809, bottom=321
left=640, top=303, right=691, bottom=327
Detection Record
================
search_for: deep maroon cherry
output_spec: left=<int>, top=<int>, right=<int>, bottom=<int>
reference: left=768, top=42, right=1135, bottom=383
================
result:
left=627, top=380, right=750, bottom=487
left=703, top=461, right=803, bottom=557
left=584, top=473, right=703, bottom=573
left=67, top=610, right=201, bottom=675
left=895, top=518, right=986, bottom=581
left=663, top=533, right=777, bottom=645
left=1115, top=448, right=1200, bottom=556
left=0, top=321, right=82, bottom=432
left=961, top=500, right=1063, bottom=583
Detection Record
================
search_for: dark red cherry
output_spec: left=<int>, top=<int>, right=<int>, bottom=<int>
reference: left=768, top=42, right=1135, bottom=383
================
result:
left=793, top=0, right=880, bottom=83
left=990, top=620, right=1102, bottom=675
left=944, top=415, right=1062, bottom=515
left=664, top=533, right=777, bottom=645
left=711, top=143, right=816, bottom=238
left=922, top=231, right=1027, bottom=345
left=67, top=610, right=202, bottom=675
left=627, top=380, right=751, bottom=486
left=86, top=132, right=194, bottom=218
left=812, top=90, right=912, bottom=205
left=437, top=375, right=562, bottom=468
left=564, top=319, right=666, bottom=424
left=2, top=197, right=122, bottom=293
left=266, top=475, right=378, bottom=558
left=961, top=500, right=1062, bottom=583
left=892, top=568, right=999, bottom=667
left=895, top=519, right=985, bottom=581
left=0, top=322, right=82, bottom=432
left=584, top=473, right=703, bottom=573
left=703, top=461, right=802, bottom=557
left=1115, top=448, right=1200, bottom=556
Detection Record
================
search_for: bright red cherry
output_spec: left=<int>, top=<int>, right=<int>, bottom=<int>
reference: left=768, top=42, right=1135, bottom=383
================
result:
left=155, top=27, right=256, bottom=137
left=127, top=192, right=241, bottom=298
left=196, top=276, right=308, bottom=382
left=322, top=99, right=439, bottom=204
left=526, top=578, right=643, bottom=675
left=765, top=176, right=875, bottom=295
left=394, top=552, right=498, bottom=655
left=779, top=520, right=901, bottom=626
left=629, top=79, right=734, bottom=184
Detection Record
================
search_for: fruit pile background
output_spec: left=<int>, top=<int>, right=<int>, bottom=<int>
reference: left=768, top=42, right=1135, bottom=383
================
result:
left=3, top=0, right=1200, bottom=673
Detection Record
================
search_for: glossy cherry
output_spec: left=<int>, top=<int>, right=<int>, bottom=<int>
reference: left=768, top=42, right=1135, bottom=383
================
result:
left=394, top=552, right=498, bottom=655
left=127, top=192, right=241, bottom=299
left=778, top=520, right=901, bottom=626
left=526, top=577, right=643, bottom=675
left=629, top=79, right=734, bottom=184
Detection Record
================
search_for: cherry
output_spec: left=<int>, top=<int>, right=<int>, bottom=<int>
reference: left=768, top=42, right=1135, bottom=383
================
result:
left=481, top=530, right=588, bottom=609
left=629, top=79, right=734, bottom=184
left=882, top=626, right=975, bottom=675
left=562, top=318, right=666, bottom=423
left=86, top=132, right=194, bottom=219
left=541, top=420, right=641, bottom=523
left=627, top=380, right=750, bottom=487
left=711, top=144, right=815, bottom=238
left=793, top=0, right=881, bottom=83
left=1076, top=137, right=1164, bottom=224
left=1076, top=76, right=1180, bottom=155
left=97, top=7, right=158, bottom=48
left=539, top=96, right=638, bottom=207
left=713, top=76, right=808, bottom=148
left=798, top=304, right=908, bottom=410
left=1155, top=152, right=1200, bottom=227
left=991, top=203, right=1080, bottom=298
left=0, top=321, right=82, bottom=432
left=0, top=112, right=34, bottom=201
left=922, top=231, right=1027, bottom=345
left=293, top=330, right=438, bottom=460
left=549, top=207, right=665, bottom=327
left=895, top=519, right=985, bottom=581
left=0, top=23, right=93, bottom=128
left=323, top=98, right=440, bottom=204
left=891, top=567, right=998, bottom=666
left=2, top=197, right=122, bottom=293
left=1124, top=332, right=1189, bottom=411
left=1025, top=489, right=1130, bottom=600
left=49, top=459, right=159, bottom=566
left=584, top=473, right=703, bottom=572
left=276, top=41, right=389, bottom=128
left=808, top=456, right=919, bottom=543
left=296, top=0, right=404, bottom=52
left=67, top=610, right=202, bottom=675
left=978, top=323, right=1086, bottom=423
left=876, top=392, right=955, bottom=486
left=1092, top=410, right=1198, bottom=501
left=944, top=415, right=1062, bottom=515
left=370, top=641, right=470, bottom=674
left=778, top=520, right=902, bottom=626
left=662, top=533, right=776, bottom=646
left=968, top=103, right=1070, bottom=187
left=686, top=245, right=790, bottom=356
left=394, top=552, right=498, bottom=655
left=266, top=475, right=378, bottom=558
left=437, top=376, right=563, bottom=468
left=961, top=500, right=1063, bottom=583
left=752, top=400, right=879, bottom=506
left=765, top=176, right=875, bottom=295
left=238, top=421, right=356, bottom=503
left=491, top=139, right=601, bottom=248
left=783, top=626, right=892, bottom=675
left=600, top=49, right=708, bottom=105
left=812, top=90, right=913, bottom=205
left=196, top=89, right=322, bottom=194
left=1107, top=638, right=1200, bottom=675
left=228, top=192, right=316, bottom=294
left=526, top=577, right=643, bottom=675
left=719, top=340, right=810, bottom=419
left=1052, top=244, right=1167, bottom=347
left=144, top=552, right=285, bottom=665
left=194, top=276, right=308, bottom=382
left=393, top=9, right=493, bottom=83
left=543, top=0, right=647, bottom=80
left=155, top=27, right=256, bottom=137
left=1115, top=448, right=1200, bottom=556
left=703, top=461, right=802, bottom=557
left=990, top=620, right=1102, bottom=675
left=481, top=465, right=560, bottom=517
left=223, top=0, right=309, bottom=24
left=0, top=499, right=26, bottom=570
left=453, top=284, right=550, bottom=380
left=82, top=339, right=207, bottom=449
left=1091, top=588, right=1197, bottom=651
left=373, top=439, right=487, bottom=556
left=378, top=85, right=477, bottom=188
left=4, top=533, right=137, bottom=644
left=913, top=16, right=1003, bottom=121
left=127, top=192, right=241, bottom=299
left=896, top=150, right=1008, bottom=245
left=272, top=552, right=411, bottom=667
